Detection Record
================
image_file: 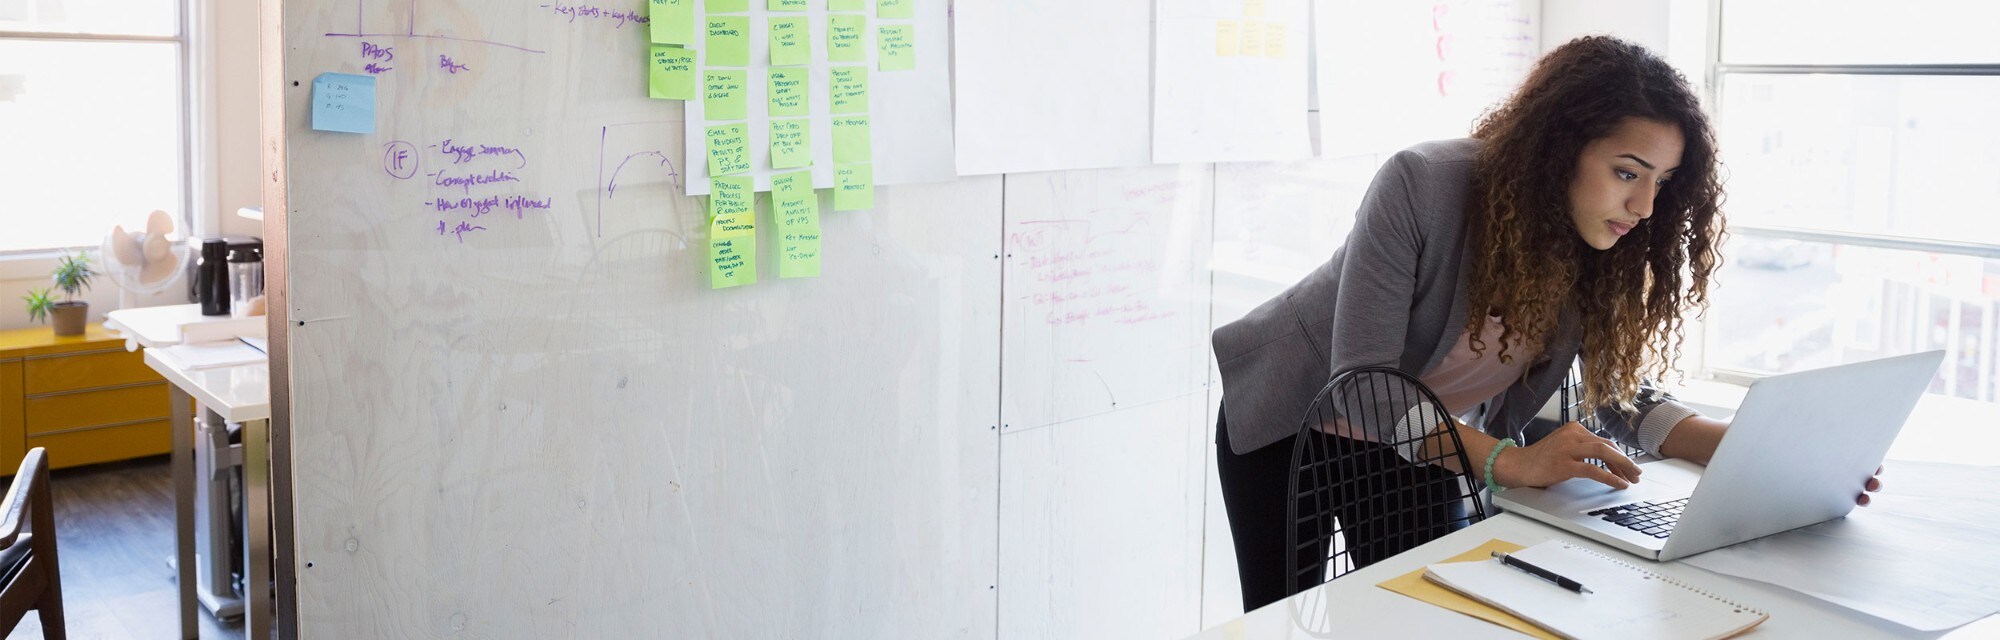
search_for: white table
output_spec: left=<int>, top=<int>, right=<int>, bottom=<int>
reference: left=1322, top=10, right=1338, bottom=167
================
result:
left=109, top=305, right=271, bottom=640
left=1185, top=511, right=1975, bottom=639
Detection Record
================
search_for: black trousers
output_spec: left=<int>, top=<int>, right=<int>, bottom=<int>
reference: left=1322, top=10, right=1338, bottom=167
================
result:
left=1215, top=401, right=1468, bottom=612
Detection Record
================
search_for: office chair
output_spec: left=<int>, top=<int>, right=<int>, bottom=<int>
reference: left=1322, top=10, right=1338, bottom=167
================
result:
left=0, top=448, right=64, bottom=639
left=1285, top=367, right=1487, bottom=596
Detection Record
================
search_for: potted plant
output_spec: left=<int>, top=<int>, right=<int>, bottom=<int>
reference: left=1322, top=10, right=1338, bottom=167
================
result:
left=42, top=252, right=94, bottom=336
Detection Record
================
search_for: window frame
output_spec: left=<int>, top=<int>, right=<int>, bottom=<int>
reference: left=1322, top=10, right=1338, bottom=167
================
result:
left=1699, top=0, right=2000, bottom=387
left=0, top=0, right=196, bottom=261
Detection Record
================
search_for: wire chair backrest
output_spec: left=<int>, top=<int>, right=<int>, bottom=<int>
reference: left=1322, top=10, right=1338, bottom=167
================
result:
left=1557, top=358, right=1645, bottom=459
left=1285, top=367, right=1488, bottom=596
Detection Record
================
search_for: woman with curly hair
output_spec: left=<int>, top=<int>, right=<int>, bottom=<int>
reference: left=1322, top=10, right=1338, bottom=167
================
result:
left=1210, top=35, right=1883, bottom=610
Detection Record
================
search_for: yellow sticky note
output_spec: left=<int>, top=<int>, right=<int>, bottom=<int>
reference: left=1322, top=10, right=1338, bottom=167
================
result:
left=834, top=162, right=873, bottom=211
left=878, top=24, right=914, bottom=71
left=709, top=0, right=748, bottom=11
left=768, top=68, right=810, bottom=117
left=832, top=115, right=871, bottom=163
left=771, top=170, right=819, bottom=229
left=769, top=16, right=811, bottom=66
left=1238, top=20, right=1264, bottom=57
left=648, top=45, right=697, bottom=100
left=709, top=235, right=757, bottom=288
left=769, top=0, right=808, bottom=10
left=770, top=118, right=813, bottom=169
left=777, top=227, right=821, bottom=278
left=1264, top=23, right=1286, bottom=58
left=878, top=0, right=913, bottom=19
left=706, top=16, right=750, bottom=66
left=649, top=0, right=696, bottom=45
left=828, top=14, right=866, bottom=62
left=703, top=69, right=747, bottom=120
left=1214, top=20, right=1239, bottom=57
left=829, top=0, right=863, bottom=9
left=829, top=66, right=869, bottom=114
left=705, top=124, right=751, bottom=176
left=1243, top=0, right=1267, bottom=18
left=1376, top=539, right=1561, bottom=640
left=709, top=175, right=756, bottom=238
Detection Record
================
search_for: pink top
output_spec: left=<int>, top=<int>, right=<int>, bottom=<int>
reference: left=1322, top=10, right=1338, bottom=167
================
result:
left=1421, top=315, right=1537, bottom=419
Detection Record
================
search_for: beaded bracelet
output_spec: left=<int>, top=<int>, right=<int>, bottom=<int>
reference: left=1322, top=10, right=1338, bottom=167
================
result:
left=1484, top=438, right=1517, bottom=494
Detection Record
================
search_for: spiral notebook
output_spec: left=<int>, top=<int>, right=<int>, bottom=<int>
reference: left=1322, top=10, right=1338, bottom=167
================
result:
left=1423, top=540, right=1768, bottom=640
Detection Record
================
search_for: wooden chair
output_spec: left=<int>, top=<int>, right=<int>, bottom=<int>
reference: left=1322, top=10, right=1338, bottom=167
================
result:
left=1285, top=367, right=1488, bottom=595
left=0, top=448, right=64, bottom=639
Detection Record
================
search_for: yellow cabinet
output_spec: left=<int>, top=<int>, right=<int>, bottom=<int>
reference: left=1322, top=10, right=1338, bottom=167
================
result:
left=0, top=324, right=173, bottom=470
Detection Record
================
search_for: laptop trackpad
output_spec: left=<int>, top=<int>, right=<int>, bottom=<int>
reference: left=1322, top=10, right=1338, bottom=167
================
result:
left=1542, top=459, right=1704, bottom=513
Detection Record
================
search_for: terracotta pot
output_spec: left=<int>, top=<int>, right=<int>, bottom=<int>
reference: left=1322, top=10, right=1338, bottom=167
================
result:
left=50, top=301, right=88, bottom=337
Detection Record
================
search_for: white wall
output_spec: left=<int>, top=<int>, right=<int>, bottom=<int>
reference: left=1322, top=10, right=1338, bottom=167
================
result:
left=0, top=0, right=262, bottom=331
left=1541, top=0, right=1709, bottom=86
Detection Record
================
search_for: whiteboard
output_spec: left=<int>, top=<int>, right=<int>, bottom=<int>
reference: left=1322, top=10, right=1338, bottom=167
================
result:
left=1152, top=0, right=1313, bottom=163
left=281, top=1, right=1000, bottom=636
left=1315, top=0, right=1540, bottom=157
left=999, top=165, right=1214, bottom=432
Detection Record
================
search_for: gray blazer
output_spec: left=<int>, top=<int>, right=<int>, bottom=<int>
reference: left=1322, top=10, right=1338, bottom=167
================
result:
left=1212, top=139, right=1696, bottom=456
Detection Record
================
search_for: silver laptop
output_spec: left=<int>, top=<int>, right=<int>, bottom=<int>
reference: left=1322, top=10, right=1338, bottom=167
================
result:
left=1494, top=350, right=1945, bottom=561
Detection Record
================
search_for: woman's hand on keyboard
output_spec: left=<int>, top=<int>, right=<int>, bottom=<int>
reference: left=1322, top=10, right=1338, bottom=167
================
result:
left=1497, top=421, right=1644, bottom=490
left=1856, top=465, right=1884, bottom=506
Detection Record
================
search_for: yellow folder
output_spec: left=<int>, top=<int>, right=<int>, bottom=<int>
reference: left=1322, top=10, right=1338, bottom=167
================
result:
left=1375, top=538, right=1560, bottom=640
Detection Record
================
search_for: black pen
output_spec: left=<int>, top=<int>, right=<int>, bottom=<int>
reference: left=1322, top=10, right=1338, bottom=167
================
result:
left=1491, top=551, right=1593, bottom=594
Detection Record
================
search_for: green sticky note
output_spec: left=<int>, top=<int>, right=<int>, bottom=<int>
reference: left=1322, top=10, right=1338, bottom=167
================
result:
left=769, top=17, right=811, bottom=66
left=648, top=45, right=697, bottom=100
left=767, top=69, right=810, bottom=117
left=835, top=163, right=874, bottom=211
left=705, top=16, right=749, bottom=66
left=829, top=0, right=863, bottom=10
left=877, top=24, right=914, bottom=71
left=703, top=70, right=747, bottom=120
left=777, top=227, right=822, bottom=278
left=878, top=0, right=913, bottom=19
left=710, top=175, right=755, bottom=233
left=770, top=119, right=813, bottom=169
left=709, top=235, right=757, bottom=288
left=828, top=14, right=866, bottom=62
left=833, top=115, right=871, bottom=163
left=769, top=0, right=808, bottom=9
left=829, top=66, right=869, bottom=114
left=770, top=170, right=819, bottom=228
left=706, top=124, right=751, bottom=176
left=708, top=0, right=749, bottom=12
left=650, top=0, right=696, bottom=44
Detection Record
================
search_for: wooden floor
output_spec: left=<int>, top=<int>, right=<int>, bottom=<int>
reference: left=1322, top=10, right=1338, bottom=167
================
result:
left=4, top=455, right=244, bottom=640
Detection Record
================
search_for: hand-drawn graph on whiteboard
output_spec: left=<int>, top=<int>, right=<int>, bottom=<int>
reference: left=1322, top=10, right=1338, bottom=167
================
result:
left=324, top=0, right=546, bottom=53
left=1000, top=166, right=1214, bottom=431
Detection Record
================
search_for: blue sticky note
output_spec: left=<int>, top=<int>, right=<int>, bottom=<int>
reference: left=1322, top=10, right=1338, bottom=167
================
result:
left=312, top=73, right=376, bottom=134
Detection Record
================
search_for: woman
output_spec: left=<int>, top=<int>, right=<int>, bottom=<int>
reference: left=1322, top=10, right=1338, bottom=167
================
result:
left=1210, top=36, right=1883, bottom=610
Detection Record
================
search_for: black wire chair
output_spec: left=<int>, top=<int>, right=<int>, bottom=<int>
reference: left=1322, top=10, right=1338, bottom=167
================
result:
left=1284, top=367, right=1489, bottom=596
left=1555, top=358, right=1646, bottom=460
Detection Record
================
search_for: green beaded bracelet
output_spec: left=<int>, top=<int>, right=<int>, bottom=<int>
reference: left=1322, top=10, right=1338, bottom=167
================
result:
left=1484, top=438, right=1517, bottom=494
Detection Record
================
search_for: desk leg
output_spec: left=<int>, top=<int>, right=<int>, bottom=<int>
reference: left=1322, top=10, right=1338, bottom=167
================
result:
left=171, top=386, right=197, bottom=640
left=243, top=417, right=272, bottom=640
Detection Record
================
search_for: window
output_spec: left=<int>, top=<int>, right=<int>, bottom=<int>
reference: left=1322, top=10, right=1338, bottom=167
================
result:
left=0, top=0, right=187, bottom=254
left=1706, top=1, right=2000, bottom=404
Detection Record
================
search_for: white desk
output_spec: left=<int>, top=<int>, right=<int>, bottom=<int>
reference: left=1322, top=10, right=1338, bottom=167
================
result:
left=109, top=305, right=272, bottom=640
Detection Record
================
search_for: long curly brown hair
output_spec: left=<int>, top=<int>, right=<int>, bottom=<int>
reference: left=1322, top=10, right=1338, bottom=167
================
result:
left=1464, top=35, right=1726, bottom=416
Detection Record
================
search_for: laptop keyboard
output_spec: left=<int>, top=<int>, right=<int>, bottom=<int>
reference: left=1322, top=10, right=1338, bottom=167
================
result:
left=1586, top=497, right=1689, bottom=538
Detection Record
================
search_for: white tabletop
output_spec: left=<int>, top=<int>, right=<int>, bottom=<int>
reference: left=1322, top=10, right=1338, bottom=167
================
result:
left=1186, top=511, right=1982, bottom=639
left=105, top=304, right=243, bottom=349
left=144, top=348, right=271, bottom=423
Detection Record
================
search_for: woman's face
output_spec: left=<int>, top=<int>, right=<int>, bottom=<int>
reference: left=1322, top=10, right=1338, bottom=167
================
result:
left=1568, top=117, right=1684, bottom=251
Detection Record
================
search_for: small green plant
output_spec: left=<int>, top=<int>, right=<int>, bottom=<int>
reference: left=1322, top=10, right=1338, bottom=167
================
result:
left=50, top=252, right=94, bottom=302
left=21, top=288, right=54, bottom=324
